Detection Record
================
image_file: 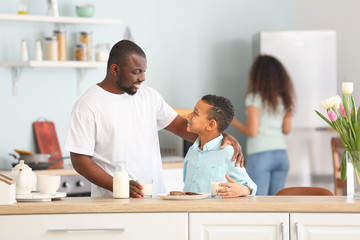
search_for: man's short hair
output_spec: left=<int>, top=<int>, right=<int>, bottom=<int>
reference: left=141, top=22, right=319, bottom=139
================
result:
left=107, top=40, right=146, bottom=72
left=201, top=94, right=234, bottom=132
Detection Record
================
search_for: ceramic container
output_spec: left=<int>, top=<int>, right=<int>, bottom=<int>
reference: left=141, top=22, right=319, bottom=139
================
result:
left=8, top=160, right=37, bottom=195
left=37, top=175, right=60, bottom=195
left=76, top=4, right=95, bottom=18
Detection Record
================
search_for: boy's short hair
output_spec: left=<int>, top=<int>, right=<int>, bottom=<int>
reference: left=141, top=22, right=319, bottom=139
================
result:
left=201, top=94, right=234, bottom=132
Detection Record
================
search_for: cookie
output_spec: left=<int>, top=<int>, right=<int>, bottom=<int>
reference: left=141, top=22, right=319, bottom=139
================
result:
left=185, top=192, right=201, bottom=195
left=169, top=191, right=186, bottom=196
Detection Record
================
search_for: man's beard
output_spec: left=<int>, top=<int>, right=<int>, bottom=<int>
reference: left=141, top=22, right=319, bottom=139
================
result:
left=116, top=75, right=138, bottom=95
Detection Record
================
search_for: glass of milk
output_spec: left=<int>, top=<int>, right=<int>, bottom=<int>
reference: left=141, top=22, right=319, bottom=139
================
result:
left=113, top=161, right=130, bottom=199
left=211, top=177, right=227, bottom=198
left=138, top=177, right=153, bottom=198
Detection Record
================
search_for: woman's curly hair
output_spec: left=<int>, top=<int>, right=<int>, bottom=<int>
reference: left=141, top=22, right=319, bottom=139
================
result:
left=246, top=54, right=295, bottom=113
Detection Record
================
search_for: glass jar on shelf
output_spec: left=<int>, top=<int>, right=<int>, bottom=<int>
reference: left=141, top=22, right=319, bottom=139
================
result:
left=18, top=0, right=28, bottom=15
left=44, top=36, right=58, bottom=61
left=95, top=43, right=110, bottom=62
left=53, top=29, right=66, bottom=61
left=79, top=31, right=92, bottom=61
left=75, top=44, right=87, bottom=61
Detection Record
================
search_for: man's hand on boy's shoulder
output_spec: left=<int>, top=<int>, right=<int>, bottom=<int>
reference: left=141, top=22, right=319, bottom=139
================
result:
left=220, top=133, right=244, bottom=167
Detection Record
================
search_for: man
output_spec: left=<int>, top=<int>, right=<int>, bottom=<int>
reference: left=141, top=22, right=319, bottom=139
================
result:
left=64, top=40, right=243, bottom=198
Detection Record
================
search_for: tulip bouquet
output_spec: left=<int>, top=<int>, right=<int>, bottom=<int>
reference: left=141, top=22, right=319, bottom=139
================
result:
left=315, top=82, right=360, bottom=183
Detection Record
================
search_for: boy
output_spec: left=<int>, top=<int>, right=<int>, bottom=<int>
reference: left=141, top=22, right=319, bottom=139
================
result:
left=183, top=94, right=257, bottom=198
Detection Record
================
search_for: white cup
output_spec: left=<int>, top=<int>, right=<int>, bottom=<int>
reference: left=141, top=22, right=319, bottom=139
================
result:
left=138, top=177, right=153, bottom=198
left=211, top=177, right=227, bottom=198
left=37, top=175, right=60, bottom=195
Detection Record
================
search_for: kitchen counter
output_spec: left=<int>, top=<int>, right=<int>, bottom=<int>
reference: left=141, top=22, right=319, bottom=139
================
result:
left=1, top=196, right=360, bottom=215
left=0, top=161, right=183, bottom=176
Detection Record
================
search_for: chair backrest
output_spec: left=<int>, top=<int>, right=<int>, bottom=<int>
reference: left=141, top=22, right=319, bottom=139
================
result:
left=331, top=137, right=347, bottom=196
left=275, top=187, right=334, bottom=196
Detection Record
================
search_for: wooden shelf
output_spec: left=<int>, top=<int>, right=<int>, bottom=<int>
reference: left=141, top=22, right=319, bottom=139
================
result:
left=0, top=61, right=106, bottom=68
left=0, top=13, right=120, bottom=95
left=1, top=61, right=107, bottom=95
left=0, top=13, right=121, bottom=25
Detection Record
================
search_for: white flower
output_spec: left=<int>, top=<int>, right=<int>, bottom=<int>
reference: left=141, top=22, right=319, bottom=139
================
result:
left=320, top=97, right=334, bottom=110
left=333, top=95, right=342, bottom=109
left=342, top=82, right=353, bottom=95
left=320, top=95, right=341, bottom=110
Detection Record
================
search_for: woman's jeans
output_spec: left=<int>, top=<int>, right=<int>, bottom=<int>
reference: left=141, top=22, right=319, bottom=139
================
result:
left=246, top=149, right=289, bottom=195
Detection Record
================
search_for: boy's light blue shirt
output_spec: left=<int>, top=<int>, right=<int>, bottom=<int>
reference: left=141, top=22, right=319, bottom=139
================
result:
left=183, top=134, right=257, bottom=196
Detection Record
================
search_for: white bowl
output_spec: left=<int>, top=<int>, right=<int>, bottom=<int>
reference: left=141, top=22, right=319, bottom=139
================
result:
left=37, top=175, right=60, bottom=195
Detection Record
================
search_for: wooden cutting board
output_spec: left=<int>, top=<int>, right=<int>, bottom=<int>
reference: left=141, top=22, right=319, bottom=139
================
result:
left=33, top=121, right=63, bottom=169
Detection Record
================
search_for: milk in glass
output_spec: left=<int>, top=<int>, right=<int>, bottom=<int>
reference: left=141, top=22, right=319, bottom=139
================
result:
left=141, top=183, right=153, bottom=197
left=210, top=177, right=226, bottom=198
left=113, top=161, right=129, bottom=198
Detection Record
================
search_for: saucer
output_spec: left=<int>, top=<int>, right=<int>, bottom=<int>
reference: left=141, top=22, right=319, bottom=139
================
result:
left=16, top=192, right=66, bottom=202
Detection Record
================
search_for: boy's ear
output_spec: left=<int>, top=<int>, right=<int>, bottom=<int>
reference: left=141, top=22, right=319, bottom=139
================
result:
left=207, top=119, right=217, bottom=131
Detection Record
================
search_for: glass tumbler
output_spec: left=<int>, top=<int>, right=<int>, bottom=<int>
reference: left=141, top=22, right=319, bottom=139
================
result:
left=211, top=177, right=227, bottom=198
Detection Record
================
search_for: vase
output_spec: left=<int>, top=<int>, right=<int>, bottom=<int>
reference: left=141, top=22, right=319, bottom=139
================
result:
left=346, top=151, right=360, bottom=200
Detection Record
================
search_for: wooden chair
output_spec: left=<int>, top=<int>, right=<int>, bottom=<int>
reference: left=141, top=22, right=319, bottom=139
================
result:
left=331, top=137, right=347, bottom=196
left=275, top=187, right=334, bottom=196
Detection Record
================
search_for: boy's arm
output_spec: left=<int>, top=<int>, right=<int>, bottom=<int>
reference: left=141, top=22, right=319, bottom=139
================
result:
left=216, top=147, right=257, bottom=198
left=217, top=174, right=251, bottom=198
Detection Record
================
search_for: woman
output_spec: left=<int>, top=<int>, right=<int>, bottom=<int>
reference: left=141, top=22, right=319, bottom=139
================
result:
left=231, top=54, right=295, bottom=195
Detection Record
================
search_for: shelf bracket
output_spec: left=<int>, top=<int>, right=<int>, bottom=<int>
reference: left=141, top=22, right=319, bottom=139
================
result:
left=11, top=67, right=23, bottom=96
left=76, top=68, right=87, bottom=95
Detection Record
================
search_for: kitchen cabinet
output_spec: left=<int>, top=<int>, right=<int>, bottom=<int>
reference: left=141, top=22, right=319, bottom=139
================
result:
left=0, top=13, right=121, bottom=95
left=189, top=212, right=289, bottom=240
left=4, top=211, right=360, bottom=240
left=190, top=212, right=360, bottom=240
left=290, top=213, right=360, bottom=240
left=0, top=212, right=188, bottom=240
left=2, top=197, right=360, bottom=239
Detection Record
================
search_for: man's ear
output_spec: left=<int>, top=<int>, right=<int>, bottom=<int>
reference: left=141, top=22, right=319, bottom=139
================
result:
left=207, top=119, right=217, bottom=131
left=110, top=64, right=119, bottom=76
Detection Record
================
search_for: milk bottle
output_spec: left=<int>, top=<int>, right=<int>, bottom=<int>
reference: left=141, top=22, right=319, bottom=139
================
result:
left=113, top=161, right=129, bottom=199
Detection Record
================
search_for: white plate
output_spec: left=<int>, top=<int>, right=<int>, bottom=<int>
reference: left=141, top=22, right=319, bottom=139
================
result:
left=157, top=193, right=210, bottom=200
left=16, top=192, right=66, bottom=202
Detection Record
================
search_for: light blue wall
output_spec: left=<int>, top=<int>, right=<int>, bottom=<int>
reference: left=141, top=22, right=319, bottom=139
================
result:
left=0, top=0, right=293, bottom=169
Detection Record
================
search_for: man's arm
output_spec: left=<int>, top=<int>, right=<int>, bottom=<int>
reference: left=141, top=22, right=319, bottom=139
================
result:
left=165, top=115, right=244, bottom=167
left=164, top=115, right=198, bottom=142
left=70, top=152, right=113, bottom=191
left=220, top=133, right=244, bottom=167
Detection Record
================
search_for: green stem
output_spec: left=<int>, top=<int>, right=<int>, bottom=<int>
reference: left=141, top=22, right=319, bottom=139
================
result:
left=347, top=95, right=357, bottom=137
left=349, top=152, right=360, bottom=191
left=355, top=168, right=360, bottom=191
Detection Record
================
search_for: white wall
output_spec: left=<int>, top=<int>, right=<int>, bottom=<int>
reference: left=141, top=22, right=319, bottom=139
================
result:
left=284, top=0, right=360, bottom=189
left=294, top=0, right=360, bottom=102
left=0, top=0, right=293, bottom=169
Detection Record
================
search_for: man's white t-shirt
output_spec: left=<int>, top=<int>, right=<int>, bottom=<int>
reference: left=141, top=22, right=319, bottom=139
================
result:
left=64, top=84, right=178, bottom=197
